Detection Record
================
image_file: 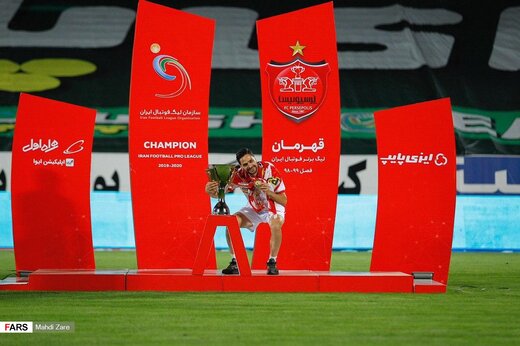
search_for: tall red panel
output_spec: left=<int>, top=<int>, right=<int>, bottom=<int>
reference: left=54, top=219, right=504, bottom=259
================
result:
left=257, top=2, right=341, bottom=270
left=370, top=98, right=456, bottom=285
left=11, top=93, right=95, bottom=272
left=129, top=0, right=216, bottom=268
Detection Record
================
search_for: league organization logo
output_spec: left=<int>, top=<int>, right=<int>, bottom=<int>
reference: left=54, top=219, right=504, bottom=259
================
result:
left=151, top=43, right=191, bottom=98
left=266, top=41, right=330, bottom=123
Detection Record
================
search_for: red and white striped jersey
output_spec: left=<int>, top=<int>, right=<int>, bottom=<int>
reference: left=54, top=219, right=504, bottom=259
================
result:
left=229, top=161, right=286, bottom=213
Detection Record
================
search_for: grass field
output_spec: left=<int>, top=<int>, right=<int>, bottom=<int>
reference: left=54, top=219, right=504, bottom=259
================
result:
left=0, top=250, right=519, bottom=345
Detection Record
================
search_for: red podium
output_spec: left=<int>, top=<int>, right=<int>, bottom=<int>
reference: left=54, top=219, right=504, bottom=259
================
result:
left=0, top=5, right=455, bottom=294
left=122, top=215, right=414, bottom=293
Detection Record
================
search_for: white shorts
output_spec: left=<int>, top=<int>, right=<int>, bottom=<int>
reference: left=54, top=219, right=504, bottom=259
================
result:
left=235, top=206, right=285, bottom=232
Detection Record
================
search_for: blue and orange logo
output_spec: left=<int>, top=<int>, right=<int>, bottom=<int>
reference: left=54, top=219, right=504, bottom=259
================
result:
left=152, top=53, right=191, bottom=98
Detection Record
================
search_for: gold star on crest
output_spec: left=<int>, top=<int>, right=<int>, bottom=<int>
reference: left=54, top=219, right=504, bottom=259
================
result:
left=290, top=41, right=306, bottom=56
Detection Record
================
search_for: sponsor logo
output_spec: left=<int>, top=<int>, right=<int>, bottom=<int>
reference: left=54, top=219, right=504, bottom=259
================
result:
left=22, top=139, right=59, bottom=153
left=151, top=43, right=191, bottom=98
left=22, top=139, right=84, bottom=168
left=22, top=139, right=85, bottom=155
left=66, top=158, right=75, bottom=167
left=266, top=41, right=330, bottom=123
left=63, top=140, right=85, bottom=154
left=380, top=153, right=448, bottom=166
left=32, top=158, right=74, bottom=167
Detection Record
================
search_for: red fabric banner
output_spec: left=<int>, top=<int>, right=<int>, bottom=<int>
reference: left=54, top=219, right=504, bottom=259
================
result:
left=129, top=0, right=216, bottom=269
left=370, top=98, right=456, bottom=285
left=11, top=93, right=96, bottom=272
left=257, top=2, right=341, bottom=270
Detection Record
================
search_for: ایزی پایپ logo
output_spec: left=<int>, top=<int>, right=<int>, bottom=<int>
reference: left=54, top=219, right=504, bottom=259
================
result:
left=150, top=43, right=191, bottom=99
left=266, top=41, right=330, bottom=123
left=380, top=153, right=449, bottom=166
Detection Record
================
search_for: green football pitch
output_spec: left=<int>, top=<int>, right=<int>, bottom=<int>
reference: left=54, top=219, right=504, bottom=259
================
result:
left=0, top=251, right=519, bottom=345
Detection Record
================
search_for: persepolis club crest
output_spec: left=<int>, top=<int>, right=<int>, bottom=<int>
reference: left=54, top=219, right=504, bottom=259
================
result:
left=266, top=57, right=330, bottom=122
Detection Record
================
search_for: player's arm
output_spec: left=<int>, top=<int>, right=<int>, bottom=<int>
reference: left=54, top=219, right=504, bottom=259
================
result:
left=268, top=191, right=287, bottom=207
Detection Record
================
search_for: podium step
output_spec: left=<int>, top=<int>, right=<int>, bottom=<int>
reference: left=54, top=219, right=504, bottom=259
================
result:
left=127, top=270, right=413, bottom=293
left=0, top=270, right=128, bottom=291
left=0, top=270, right=432, bottom=293
left=0, top=277, right=30, bottom=291
left=413, top=279, right=447, bottom=293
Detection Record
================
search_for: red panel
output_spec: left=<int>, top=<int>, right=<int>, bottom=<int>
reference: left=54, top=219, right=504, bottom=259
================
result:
left=126, top=269, right=222, bottom=292
left=129, top=1, right=216, bottom=269
left=222, top=271, right=319, bottom=292
left=193, top=216, right=251, bottom=276
left=257, top=2, right=341, bottom=270
left=11, top=94, right=95, bottom=272
left=319, top=272, right=413, bottom=293
left=28, top=270, right=127, bottom=291
left=370, top=98, right=456, bottom=285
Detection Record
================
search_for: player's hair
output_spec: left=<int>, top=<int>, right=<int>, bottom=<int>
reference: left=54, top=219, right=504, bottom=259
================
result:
left=236, top=148, right=254, bottom=163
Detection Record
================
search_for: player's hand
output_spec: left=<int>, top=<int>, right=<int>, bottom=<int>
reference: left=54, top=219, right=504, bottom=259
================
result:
left=256, top=181, right=271, bottom=194
left=205, top=181, right=219, bottom=197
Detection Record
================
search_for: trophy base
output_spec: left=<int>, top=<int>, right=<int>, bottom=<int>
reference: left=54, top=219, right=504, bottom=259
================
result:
left=212, top=200, right=230, bottom=215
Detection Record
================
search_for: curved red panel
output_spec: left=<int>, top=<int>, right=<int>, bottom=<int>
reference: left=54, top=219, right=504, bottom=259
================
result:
left=257, top=2, right=341, bottom=270
left=129, top=1, right=215, bottom=269
left=11, top=94, right=96, bottom=272
left=370, top=98, right=456, bottom=285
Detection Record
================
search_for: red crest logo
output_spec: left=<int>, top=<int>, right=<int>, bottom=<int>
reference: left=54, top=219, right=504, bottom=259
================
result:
left=266, top=58, right=330, bottom=122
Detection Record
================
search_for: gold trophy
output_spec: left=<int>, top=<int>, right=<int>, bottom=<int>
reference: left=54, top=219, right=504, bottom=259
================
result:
left=206, top=164, right=235, bottom=215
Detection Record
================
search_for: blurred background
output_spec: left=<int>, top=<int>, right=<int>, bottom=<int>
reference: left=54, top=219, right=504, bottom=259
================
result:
left=0, top=0, right=518, bottom=251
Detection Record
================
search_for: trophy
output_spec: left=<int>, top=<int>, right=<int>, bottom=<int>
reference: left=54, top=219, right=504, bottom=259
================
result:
left=206, top=164, right=235, bottom=215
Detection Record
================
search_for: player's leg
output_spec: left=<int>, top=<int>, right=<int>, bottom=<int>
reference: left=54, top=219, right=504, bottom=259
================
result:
left=266, top=214, right=284, bottom=275
left=224, top=212, right=252, bottom=255
left=235, top=212, right=253, bottom=229
left=268, top=214, right=283, bottom=258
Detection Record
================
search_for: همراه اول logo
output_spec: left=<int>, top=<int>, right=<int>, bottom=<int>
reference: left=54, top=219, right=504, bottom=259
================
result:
left=150, top=43, right=191, bottom=98
left=266, top=41, right=330, bottom=123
